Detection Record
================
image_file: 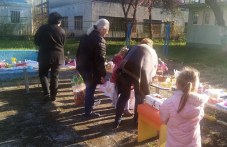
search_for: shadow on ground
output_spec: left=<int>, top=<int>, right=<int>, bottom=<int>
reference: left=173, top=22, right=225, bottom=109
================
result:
left=0, top=69, right=227, bottom=147
left=0, top=70, right=157, bottom=147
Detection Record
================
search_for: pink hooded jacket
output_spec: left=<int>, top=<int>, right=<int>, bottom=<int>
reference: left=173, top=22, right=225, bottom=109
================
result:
left=160, top=90, right=208, bottom=147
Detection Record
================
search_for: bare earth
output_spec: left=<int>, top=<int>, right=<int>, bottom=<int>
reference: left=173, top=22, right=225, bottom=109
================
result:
left=0, top=62, right=227, bottom=147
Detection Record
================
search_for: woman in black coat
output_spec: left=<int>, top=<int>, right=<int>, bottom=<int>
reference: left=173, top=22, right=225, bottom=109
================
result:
left=76, top=18, right=110, bottom=117
left=34, top=12, right=66, bottom=102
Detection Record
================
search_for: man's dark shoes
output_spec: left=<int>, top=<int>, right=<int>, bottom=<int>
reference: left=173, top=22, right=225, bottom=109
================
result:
left=50, top=95, right=56, bottom=101
left=83, top=112, right=101, bottom=118
left=43, top=94, right=51, bottom=103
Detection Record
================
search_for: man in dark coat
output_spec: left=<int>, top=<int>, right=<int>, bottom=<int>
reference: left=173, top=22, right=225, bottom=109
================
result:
left=76, top=18, right=110, bottom=117
left=114, top=40, right=158, bottom=128
left=34, top=12, right=66, bottom=102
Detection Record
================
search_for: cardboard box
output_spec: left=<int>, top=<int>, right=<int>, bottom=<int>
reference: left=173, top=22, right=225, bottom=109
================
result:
left=145, top=94, right=166, bottom=110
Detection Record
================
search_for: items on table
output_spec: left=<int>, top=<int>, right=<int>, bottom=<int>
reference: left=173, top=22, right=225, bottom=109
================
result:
left=65, top=58, right=76, bottom=67
left=145, top=94, right=167, bottom=110
left=206, top=89, right=226, bottom=104
left=216, top=99, right=227, bottom=110
left=0, top=59, right=39, bottom=69
left=156, top=58, right=168, bottom=76
left=153, top=75, right=176, bottom=89
left=199, top=88, right=227, bottom=111
left=11, top=57, right=17, bottom=64
left=0, top=61, right=7, bottom=68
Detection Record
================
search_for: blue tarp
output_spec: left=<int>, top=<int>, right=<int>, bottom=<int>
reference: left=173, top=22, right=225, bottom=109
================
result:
left=0, top=50, right=38, bottom=82
left=0, top=68, right=38, bottom=82
left=0, top=50, right=38, bottom=63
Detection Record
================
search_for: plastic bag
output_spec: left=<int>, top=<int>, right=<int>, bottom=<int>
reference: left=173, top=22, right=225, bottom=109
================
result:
left=104, top=81, right=116, bottom=98
left=71, top=73, right=85, bottom=106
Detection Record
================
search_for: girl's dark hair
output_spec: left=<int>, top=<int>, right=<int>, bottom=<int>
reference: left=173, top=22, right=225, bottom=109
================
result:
left=177, top=67, right=199, bottom=113
left=48, top=12, right=62, bottom=25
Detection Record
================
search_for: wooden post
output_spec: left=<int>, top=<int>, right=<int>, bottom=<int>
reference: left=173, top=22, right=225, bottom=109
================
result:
left=23, top=68, right=29, bottom=93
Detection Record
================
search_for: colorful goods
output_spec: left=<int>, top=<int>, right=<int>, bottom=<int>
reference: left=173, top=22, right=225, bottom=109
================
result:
left=158, top=58, right=168, bottom=72
left=0, top=61, right=7, bottom=68
left=206, top=89, right=225, bottom=104
left=216, top=100, right=227, bottom=111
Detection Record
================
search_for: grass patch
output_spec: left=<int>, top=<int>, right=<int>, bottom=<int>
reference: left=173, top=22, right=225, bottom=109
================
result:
left=0, top=39, right=35, bottom=49
left=155, top=45, right=227, bottom=67
left=0, top=38, right=226, bottom=68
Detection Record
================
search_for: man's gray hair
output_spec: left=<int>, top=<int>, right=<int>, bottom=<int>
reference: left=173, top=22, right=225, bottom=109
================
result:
left=87, top=18, right=110, bottom=35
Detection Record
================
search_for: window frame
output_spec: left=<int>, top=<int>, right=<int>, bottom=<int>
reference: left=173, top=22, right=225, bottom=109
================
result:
left=74, top=16, right=83, bottom=30
left=11, top=11, right=20, bottom=23
left=61, top=16, right=68, bottom=29
left=192, top=11, right=199, bottom=25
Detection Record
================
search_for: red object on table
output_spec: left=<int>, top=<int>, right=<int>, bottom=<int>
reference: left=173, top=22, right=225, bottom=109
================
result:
left=16, top=62, right=27, bottom=67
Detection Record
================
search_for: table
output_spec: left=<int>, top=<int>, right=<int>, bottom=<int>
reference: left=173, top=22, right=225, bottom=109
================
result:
left=0, top=68, right=38, bottom=93
left=150, top=83, right=172, bottom=94
left=150, top=83, right=227, bottom=126
left=206, top=103, right=227, bottom=114
left=137, top=103, right=167, bottom=146
left=0, top=65, right=75, bottom=93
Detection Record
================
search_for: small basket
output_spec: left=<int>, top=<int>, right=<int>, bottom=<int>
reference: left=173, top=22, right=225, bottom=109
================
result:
left=72, top=84, right=85, bottom=106
left=71, top=73, right=85, bottom=106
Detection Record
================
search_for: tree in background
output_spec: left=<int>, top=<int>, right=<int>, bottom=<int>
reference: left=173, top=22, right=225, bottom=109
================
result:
left=115, top=0, right=182, bottom=39
left=205, top=0, right=225, bottom=27
left=205, top=0, right=227, bottom=52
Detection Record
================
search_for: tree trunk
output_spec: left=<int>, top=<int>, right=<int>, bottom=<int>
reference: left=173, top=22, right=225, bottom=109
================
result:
left=205, top=0, right=227, bottom=52
left=148, top=8, right=153, bottom=39
left=205, top=0, right=225, bottom=27
left=120, top=0, right=133, bottom=39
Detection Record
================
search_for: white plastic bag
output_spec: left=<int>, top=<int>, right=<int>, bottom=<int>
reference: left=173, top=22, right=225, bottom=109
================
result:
left=104, top=81, right=116, bottom=98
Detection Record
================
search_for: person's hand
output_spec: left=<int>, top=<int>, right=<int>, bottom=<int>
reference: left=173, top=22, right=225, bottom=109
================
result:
left=101, top=77, right=106, bottom=84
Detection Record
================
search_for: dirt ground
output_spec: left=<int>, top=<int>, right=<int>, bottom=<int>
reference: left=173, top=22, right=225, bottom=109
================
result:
left=0, top=64, right=227, bottom=147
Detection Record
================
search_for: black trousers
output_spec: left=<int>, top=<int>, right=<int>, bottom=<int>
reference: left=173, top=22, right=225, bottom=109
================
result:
left=115, top=71, right=144, bottom=123
left=39, top=62, right=60, bottom=98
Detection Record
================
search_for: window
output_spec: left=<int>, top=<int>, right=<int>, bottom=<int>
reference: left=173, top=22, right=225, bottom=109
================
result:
left=61, top=17, right=68, bottom=29
left=203, top=11, right=210, bottom=25
left=190, top=0, right=201, bottom=3
left=11, top=11, right=20, bottom=23
left=74, top=16, right=83, bottom=30
left=192, top=11, right=198, bottom=24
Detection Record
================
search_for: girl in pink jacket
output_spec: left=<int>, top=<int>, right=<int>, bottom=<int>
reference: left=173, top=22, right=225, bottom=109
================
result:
left=160, top=67, right=208, bottom=147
